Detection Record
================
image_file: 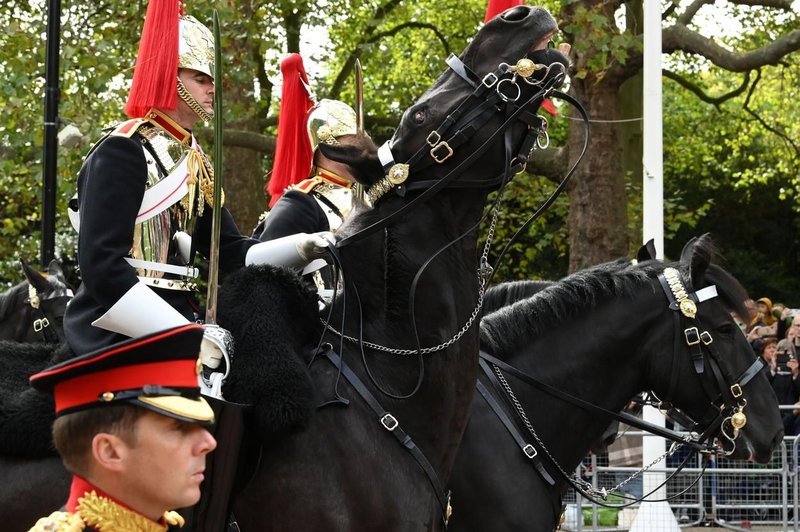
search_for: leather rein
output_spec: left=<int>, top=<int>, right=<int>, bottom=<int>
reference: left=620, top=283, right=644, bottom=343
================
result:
left=476, top=267, right=764, bottom=506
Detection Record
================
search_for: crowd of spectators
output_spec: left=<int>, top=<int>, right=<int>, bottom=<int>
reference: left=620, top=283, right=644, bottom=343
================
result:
left=743, top=297, right=800, bottom=436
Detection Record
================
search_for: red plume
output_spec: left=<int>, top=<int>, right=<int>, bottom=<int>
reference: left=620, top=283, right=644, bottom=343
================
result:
left=125, top=0, right=180, bottom=118
left=266, top=53, right=315, bottom=207
left=484, top=0, right=523, bottom=23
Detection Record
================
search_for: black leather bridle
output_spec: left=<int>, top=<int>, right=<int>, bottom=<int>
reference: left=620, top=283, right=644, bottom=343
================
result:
left=475, top=266, right=765, bottom=509
left=336, top=48, right=571, bottom=249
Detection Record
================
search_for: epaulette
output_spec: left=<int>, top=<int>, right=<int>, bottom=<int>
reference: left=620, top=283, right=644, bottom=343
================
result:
left=28, top=510, right=85, bottom=532
left=109, top=118, right=147, bottom=138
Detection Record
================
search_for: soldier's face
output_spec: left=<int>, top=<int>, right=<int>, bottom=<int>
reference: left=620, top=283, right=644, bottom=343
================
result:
left=116, top=410, right=216, bottom=519
left=173, top=68, right=214, bottom=127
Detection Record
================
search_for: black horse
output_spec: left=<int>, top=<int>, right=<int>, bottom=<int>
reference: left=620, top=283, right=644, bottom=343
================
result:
left=215, top=6, right=569, bottom=531
left=0, top=6, right=568, bottom=530
left=447, top=235, right=784, bottom=531
left=0, top=260, right=72, bottom=344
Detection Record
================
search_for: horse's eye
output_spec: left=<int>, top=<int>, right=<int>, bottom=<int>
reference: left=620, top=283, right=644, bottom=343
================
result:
left=413, top=109, right=426, bottom=124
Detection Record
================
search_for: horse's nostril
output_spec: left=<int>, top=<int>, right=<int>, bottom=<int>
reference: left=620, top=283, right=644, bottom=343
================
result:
left=501, top=5, right=529, bottom=22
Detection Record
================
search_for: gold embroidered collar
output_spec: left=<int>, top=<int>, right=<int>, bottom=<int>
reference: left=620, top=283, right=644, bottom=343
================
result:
left=76, top=490, right=182, bottom=531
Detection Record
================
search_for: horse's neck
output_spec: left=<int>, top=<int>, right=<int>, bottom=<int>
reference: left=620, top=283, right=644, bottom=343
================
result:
left=341, top=194, right=484, bottom=331
left=504, top=314, right=650, bottom=471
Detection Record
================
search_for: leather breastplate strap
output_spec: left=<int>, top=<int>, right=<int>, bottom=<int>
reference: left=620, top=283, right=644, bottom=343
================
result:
left=477, top=358, right=556, bottom=486
left=321, top=348, right=452, bottom=526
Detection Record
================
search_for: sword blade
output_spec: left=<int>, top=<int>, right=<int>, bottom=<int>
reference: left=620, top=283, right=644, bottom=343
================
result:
left=205, top=9, right=223, bottom=325
left=352, top=59, right=366, bottom=207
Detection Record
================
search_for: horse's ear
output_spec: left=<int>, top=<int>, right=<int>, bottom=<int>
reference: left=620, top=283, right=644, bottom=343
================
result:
left=681, top=234, right=713, bottom=286
left=318, top=141, right=383, bottom=187
left=636, top=239, right=657, bottom=262
left=20, top=259, right=50, bottom=292
left=47, top=260, right=65, bottom=281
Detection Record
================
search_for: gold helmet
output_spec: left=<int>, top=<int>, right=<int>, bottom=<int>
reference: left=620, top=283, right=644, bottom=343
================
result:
left=307, top=99, right=358, bottom=152
left=125, top=1, right=215, bottom=120
left=179, top=15, right=214, bottom=79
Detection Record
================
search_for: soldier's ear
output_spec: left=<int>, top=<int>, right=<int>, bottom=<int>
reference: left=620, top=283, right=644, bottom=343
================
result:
left=318, top=141, right=383, bottom=187
left=91, top=432, right=126, bottom=473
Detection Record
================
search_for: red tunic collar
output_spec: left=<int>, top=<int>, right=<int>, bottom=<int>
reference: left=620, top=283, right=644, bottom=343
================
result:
left=315, top=168, right=352, bottom=188
left=146, top=108, right=192, bottom=144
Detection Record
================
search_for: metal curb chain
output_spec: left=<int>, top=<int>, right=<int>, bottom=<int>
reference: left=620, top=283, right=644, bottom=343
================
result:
left=493, top=364, right=679, bottom=499
left=324, top=205, right=502, bottom=356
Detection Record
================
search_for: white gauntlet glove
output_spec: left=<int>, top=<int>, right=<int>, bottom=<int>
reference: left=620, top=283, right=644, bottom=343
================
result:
left=199, top=324, right=234, bottom=399
left=246, top=231, right=335, bottom=270
left=201, top=324, right=234, bottom=370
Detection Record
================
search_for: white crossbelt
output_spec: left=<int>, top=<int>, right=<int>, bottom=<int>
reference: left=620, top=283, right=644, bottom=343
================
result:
left=125, top=257, right=199, bottom=279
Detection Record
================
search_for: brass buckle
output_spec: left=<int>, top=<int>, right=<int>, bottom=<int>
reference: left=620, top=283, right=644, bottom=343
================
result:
left=700, top=331, right=713, bottom=345
left=33, top=318, right=49, bottom=332
left=426, top=131, right=442, bottom=147
left=730, top=384, right=743, bottom=398
left=430, top=141, right=454, bottom=163
left=684, top=327, right=701, bottom=346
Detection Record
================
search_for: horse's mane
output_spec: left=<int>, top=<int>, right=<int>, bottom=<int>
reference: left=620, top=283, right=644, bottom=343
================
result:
left=482, top=280, right=553, bottom=315
left=480, top=241, right=749, bottom=359
left=0, top=282, right=27, bottom=321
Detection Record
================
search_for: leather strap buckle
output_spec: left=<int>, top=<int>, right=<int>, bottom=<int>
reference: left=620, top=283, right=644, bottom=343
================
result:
left=684, top=327, right=701, bottom=346
left=523, top=443, right=538, bottom=459
left=730, top=384, right=743, bottom=398
left=700, top=330, right=713, bottom=345
left=33, top=318, right=49, bottom=332
left=380, top=413, right=399, bottom=431
left=482, top=72, right=499, bottom=88
left=430, top=141, right=454, bottom=163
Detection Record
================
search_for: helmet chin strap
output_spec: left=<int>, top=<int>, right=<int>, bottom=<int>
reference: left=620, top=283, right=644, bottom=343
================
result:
left=177, top=78, right=213, bottom=122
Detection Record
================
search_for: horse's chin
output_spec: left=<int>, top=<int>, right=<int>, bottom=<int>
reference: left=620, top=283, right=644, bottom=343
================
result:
left=721, top=434, right=776, bottom=464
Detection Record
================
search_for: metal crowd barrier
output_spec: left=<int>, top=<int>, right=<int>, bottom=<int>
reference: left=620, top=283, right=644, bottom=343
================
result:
left=560, top=432, right=797, bottom=531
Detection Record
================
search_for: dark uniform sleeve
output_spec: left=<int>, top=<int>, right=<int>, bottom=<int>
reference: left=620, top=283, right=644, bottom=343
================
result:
left=76, top=135, right=148, bottom=309
left=193, top=205, right=257, bottom=272
left=257, top=190, right=329, bottom=241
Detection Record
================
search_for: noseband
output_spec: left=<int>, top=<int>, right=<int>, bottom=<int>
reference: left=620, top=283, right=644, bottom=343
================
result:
left=656, top=267, right=764, bottom=454
left=337, top=49, right=568, bottom=249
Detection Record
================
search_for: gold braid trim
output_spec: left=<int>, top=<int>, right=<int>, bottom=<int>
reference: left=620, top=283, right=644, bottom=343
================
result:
left=76, top=491, right=172, bottom=531
left=185, top=148, right=225, bottom=217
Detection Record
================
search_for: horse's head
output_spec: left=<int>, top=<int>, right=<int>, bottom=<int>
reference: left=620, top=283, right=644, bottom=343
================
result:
left=321, top=6, right=568, bottom=207
left=644, top=235, right=783, bottom=463
left=19, top=259, right=73, bottom=343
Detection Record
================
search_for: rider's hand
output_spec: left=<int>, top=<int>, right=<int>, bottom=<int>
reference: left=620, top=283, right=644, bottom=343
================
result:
left=297, top=231, right=335, bottom=262
left=201, top=324, right=234, bottom=369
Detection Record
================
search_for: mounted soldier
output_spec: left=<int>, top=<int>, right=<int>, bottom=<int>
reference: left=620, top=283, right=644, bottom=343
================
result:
left=252, top=53, right=368, bottom=242
left=63, top=0, right=333, bottom=376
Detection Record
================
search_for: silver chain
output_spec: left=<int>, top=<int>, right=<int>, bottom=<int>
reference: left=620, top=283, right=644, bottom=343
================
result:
left=324, top=205, right=501, bottom=356
left=492, top=364, right=680, bottom=499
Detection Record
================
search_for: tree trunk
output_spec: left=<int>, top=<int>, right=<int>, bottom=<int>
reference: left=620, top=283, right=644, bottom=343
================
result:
left=566, top=76, right=629, bottom=272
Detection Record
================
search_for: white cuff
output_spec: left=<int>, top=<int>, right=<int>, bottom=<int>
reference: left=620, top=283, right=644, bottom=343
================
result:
left=92, top=282, right=190, bottom=337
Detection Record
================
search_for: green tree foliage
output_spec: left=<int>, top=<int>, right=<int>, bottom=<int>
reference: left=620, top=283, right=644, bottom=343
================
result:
left=0, top=0, right=797, bottom=300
